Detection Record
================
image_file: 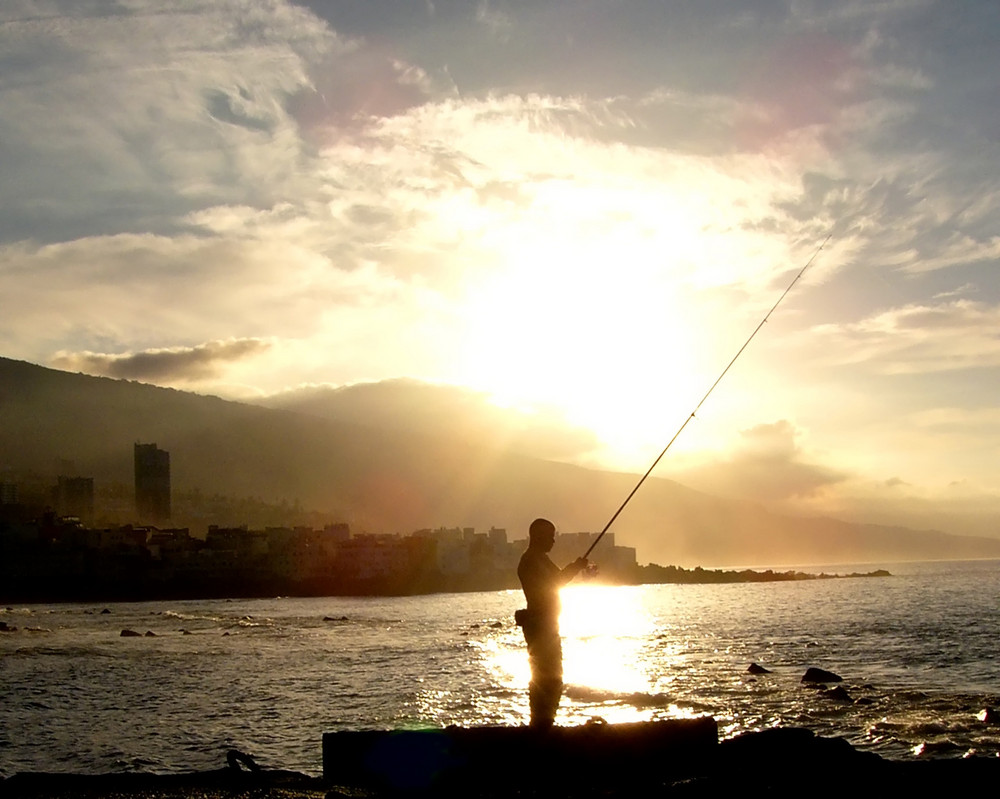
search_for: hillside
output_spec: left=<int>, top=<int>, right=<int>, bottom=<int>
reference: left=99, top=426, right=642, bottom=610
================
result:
left=3, top=356, right=1000, bottom=567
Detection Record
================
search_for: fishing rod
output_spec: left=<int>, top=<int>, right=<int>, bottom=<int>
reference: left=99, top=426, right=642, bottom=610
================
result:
left=582, top=233, right=833, bottom=561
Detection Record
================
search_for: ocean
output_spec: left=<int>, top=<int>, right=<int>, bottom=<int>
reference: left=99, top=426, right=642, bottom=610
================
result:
left=1, top=559, right=998, bottom=777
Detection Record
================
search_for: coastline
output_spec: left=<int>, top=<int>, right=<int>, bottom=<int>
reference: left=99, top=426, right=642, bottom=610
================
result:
left=0, top=565, right=891, bottom=605
left=4, top=727, right=999, bottom=798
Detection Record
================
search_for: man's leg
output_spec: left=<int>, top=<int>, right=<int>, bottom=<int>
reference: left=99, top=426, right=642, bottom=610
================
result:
left=527, top=630, right=563, bottom=728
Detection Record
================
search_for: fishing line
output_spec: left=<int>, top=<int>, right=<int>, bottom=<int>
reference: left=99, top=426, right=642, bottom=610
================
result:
left=582, top=233, right=833, bottom=560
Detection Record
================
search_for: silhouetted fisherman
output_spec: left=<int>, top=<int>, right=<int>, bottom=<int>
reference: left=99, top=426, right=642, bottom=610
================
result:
left=515, top=517, right=588, bottom=728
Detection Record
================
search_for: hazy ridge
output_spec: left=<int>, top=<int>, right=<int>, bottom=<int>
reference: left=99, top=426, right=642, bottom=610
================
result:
left=2, top=356, right=999, bottom=568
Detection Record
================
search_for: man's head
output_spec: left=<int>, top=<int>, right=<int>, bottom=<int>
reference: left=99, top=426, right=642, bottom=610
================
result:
left=528, top=517, right=556, bottom=551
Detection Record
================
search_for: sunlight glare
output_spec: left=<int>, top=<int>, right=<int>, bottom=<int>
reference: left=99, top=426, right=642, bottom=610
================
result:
left=457, top=231, right=715, bottom=470
left=559, top=584, right=655, bottom=697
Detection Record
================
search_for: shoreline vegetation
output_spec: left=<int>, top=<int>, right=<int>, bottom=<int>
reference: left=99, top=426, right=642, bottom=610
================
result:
left=0, top=563, right=891, bottom=605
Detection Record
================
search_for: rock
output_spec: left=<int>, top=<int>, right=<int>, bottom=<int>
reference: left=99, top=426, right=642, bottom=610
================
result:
left=101, top=608, right=111, bottom=614
left=0, top=621, right=16, bottom=632
left=824, top=686, right=852, bottom=702
left=977, top=707, right=999, bottom=725
left=489, top=621, right=503, bottom=629
left=144, top=630, right=157, bottom=637
left=747, top=663, right=772, bottom=675
left=120, top=629, right=141, bottom=637
left=802, top=667, right=843, bottom=683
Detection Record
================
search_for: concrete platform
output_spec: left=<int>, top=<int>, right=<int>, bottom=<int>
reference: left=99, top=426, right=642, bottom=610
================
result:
left=322, top=717, right=719, bottom=791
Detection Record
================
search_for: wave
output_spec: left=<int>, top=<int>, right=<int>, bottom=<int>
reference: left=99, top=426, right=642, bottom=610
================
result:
left=563, top=685, right=676, bottom=709
left=160, top=610, right=223, bottom=622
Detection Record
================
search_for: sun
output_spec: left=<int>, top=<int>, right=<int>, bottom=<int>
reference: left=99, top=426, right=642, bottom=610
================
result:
left=454, top=228, right=716, bottom=470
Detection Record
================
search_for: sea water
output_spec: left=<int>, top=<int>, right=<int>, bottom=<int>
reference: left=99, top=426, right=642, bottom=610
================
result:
left=1, top=559, right=998, bottom=777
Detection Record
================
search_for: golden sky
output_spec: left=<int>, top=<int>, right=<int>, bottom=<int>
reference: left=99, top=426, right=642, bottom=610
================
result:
left=1, top=1, right=998, bottom=539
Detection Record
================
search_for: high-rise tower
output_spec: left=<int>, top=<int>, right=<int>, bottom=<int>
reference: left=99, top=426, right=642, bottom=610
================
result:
left=134, top=442, right=171, bottom=523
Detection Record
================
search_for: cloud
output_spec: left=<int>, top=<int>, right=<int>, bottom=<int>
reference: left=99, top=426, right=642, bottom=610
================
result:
left=50, top=338, right=271, bottom=383
left=258, top=377, right=600, bottom=462
left=672, top=420, right=848, bottom=504
left=0, top=0, right=998, bottom=545
left=810, top=299, right=1000, bottom=374
left=0, top=0, right=339, bottom=244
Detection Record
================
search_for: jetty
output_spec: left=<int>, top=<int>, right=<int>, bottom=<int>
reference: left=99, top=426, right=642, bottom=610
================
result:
left=323, top=716, right=718, bottom=791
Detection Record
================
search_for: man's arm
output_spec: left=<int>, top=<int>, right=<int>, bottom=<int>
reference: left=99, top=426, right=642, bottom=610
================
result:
left=559, top=557, right=588, bottom=584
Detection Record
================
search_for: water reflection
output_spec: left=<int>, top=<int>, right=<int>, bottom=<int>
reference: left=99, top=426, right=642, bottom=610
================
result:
left=561, top=584, right=653, bottom=697
left=476, top=583, right=697, bottom=726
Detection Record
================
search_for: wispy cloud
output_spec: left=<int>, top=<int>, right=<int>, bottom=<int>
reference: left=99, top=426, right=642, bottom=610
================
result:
left=811, top=300, right=1000, bottom=374
left=671, top=420, right=849, bottom=505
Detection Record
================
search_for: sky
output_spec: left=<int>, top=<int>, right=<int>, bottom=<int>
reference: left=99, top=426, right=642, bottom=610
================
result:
left=2, top=0, right=998, bottom=539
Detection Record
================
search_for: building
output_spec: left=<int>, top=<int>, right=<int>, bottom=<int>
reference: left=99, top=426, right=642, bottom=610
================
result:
left=134, top=442, right=171, bottom=523
left=0, top=482, right=17, bottom=505
left=54, top=475, right=95, bottom=525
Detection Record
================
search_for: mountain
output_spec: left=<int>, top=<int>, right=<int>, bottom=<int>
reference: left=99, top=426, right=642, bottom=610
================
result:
left=3, top=356, right=999, bottom=567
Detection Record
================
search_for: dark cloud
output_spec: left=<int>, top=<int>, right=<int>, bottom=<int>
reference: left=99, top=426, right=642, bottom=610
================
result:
left=287, top=47, right=433, bottom=144
left=50, top=339, right=271, bottom=382
left=205, top=88, right=276, bottom=133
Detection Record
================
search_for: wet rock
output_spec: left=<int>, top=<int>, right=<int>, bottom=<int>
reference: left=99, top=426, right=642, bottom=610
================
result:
left=747, top=663, right=772, bottom=675
left=0, top=621, right=16, bottom=632
left=489, top=621, right=503, bottom=629
left=101, top=608, right=111, bottom=614
left=824, top=686, right=852, bottom=702
left=120, top=629, right=142, bottom=637
left=144, top=630, right=157, bottom=637
left=802, top=667, right=843, bottom=683
left=977, top=708, right=999, bottom=725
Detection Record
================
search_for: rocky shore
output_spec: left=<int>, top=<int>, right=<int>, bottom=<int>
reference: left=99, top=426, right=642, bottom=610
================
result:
left=4, top=727, right=999, bottom=798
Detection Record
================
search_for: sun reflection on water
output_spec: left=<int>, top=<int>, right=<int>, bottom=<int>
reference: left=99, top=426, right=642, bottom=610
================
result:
left=472, top=583, right=701, bottom=727
left=560, top=584, right=654, bottom=697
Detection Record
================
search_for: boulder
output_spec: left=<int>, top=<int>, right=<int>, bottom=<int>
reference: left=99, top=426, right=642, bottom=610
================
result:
left=747, top=663, right=772, bottom=675
left=824, top=686, right=852, bottom=702
left=802, top=667, right=843, bottom=683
